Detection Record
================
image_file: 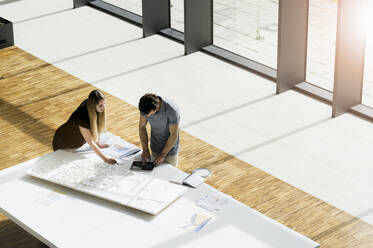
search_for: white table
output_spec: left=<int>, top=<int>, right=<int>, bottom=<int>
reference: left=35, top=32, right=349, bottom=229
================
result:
left=0, top=149, right=319, bottom=248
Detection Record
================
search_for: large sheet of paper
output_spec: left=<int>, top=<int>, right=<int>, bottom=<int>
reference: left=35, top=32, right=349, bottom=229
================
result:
left=26, top=150, right=185, bottom=215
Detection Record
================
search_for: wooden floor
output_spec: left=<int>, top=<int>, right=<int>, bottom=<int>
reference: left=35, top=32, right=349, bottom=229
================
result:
left=1, top=46, right=373, bottom=247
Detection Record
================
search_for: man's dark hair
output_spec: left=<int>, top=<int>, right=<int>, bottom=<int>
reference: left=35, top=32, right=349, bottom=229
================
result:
left=139, top=94, right=159, bottom=115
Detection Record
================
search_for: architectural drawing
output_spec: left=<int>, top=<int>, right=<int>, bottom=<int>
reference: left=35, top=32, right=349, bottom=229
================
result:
left=27, top=150, right=185, bottom=215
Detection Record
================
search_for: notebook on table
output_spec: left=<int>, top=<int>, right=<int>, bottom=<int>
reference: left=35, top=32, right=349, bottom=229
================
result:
left=170, top=171, right=205, bottom=188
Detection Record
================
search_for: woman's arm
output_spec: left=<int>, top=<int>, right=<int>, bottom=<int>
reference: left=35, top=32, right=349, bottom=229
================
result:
left=96, top=132, right=109, bottom=148
left=79, top=126, right=116, bottom=164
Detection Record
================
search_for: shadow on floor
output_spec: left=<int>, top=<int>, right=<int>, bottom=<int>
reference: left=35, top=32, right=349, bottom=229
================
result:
left=0, top=219, right=49, bottom=248
left=0, top=0, right=22, bottom=6
left=233, top=117, right=331, bottom=156
left=192, top=116, right=332, bottom=170
left=91, top=54, right=184, bottom=85
left=312, top=207, right=373, bottom=241
left=0, top=98, right=55, bottom=147
left=181, top=94, right=275, bottom=129
left=13, top=8, right=72, bottom=24
left=15, top=83, right=91, bottom=108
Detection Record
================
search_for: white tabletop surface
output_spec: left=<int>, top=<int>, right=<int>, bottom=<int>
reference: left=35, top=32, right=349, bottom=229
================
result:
left=0, top=148, right=319, bottom=248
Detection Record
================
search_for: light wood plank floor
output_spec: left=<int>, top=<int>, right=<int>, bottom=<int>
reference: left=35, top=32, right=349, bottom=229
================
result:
left=1, top=46, right=373, bottom=247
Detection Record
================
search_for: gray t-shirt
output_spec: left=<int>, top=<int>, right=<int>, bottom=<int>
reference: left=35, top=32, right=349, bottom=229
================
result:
left=145, top=97, right=180, bottom=156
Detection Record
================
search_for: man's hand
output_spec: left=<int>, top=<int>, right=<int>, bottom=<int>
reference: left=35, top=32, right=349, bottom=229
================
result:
left=141, top=149, right=151, bottom=162
left=98, top=143, right=109, bottom=149
left=154, top=154, right=166, bottom=166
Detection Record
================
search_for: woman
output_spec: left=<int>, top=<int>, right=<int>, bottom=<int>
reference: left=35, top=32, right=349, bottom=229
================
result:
left=52, top=89, right=116, bottom=164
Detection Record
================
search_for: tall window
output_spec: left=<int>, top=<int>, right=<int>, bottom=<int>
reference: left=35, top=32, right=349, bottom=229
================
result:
left=363, top=0, right=373, bottom=107
left=171, top=0, right=184, bottom=32
left=306, top=0, right=338, bottom=92
left=169, top=0, right=279, bottom=68
left=213, top=0, right=279, bottom=69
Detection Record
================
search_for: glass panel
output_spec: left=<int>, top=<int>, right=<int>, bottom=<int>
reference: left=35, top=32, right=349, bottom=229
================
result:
left=213, top=0, right=279, bottom=69
left=363, top=0, right=373, bottom=107
left=306, top=0, right=337, bottom=91
left=103, top=0, right=142, bottom=15
left=171, top=0, right=184, bottom=32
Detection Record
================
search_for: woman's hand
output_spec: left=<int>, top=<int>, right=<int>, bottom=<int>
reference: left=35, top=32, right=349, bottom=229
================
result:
left=104, top=157, right=117, bottom=164
left=98, top=143, right=109, bottom=149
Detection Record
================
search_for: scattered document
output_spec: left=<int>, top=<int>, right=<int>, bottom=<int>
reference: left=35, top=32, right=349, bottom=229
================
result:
left=73, top=132, right=141, bottom=162
left=169, top=171, right=190, bottom=184
left=170, top=171, right=205, bottom=188
left=180, top=213, right=212, bottom=233
left=196, top=191, right=232, bottom=213
left=103, top=144, right=141, bottom=161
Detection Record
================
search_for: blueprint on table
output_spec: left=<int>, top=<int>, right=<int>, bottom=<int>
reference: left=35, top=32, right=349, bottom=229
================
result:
left=26, top=150, right=185, bottom=215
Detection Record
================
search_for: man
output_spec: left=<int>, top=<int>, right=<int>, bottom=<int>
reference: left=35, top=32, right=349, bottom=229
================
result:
left=138, top=93, right=180, bottom=167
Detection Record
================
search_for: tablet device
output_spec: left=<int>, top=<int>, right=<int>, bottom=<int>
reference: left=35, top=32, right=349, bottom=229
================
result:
left=131, top=161, right=155, bottom=171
